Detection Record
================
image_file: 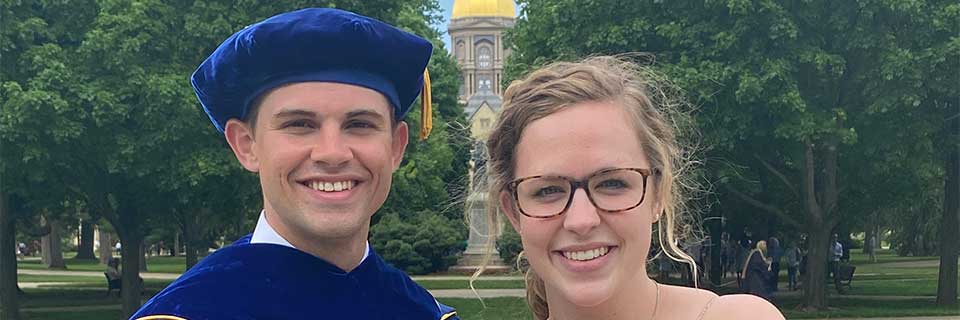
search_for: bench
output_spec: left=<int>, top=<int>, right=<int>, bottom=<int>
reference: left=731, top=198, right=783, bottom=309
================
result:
left=835, top=264, right=856, bottom=293
left=105, top=272, right=121, bottom=297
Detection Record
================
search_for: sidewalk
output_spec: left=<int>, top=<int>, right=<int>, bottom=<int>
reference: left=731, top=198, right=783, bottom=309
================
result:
left=18, top=268, right=523, bottom=281
left=772, top=289, right=936, bottom=301
left=18, top=268, right=179, bottom=280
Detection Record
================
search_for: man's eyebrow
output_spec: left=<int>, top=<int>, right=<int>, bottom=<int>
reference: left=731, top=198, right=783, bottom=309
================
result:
left=346, top=109, right=388, bottom=121
left=272, top=108, right=316, bottom=119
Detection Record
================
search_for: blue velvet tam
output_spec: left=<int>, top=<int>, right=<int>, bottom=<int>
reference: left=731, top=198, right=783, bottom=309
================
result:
left=191, top=8, right=434, bottom=132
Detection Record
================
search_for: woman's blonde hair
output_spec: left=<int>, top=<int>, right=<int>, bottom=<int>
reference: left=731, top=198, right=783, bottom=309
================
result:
left=470, top=55, right=702, bottom=320
left=742, top=240, right=770, bottom=276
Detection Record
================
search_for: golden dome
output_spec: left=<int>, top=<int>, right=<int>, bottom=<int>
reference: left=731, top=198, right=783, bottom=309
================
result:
left=451, top=0, right=516, bottom=19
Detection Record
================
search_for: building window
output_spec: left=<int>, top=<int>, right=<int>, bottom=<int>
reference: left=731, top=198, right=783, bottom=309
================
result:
left=480, top=118, right=490, bottom=128
left=456, top=40, right=465, bottom=60
left=477, top=74, right=491, bottom=92
left=477, top=46, right=492, bottom=69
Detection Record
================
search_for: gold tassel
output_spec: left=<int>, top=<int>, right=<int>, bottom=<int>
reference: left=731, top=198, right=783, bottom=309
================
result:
left=420, top=69, right=433, bottom=141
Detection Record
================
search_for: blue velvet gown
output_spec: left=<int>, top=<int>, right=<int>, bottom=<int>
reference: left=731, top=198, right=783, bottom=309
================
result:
left=132, top=235, right=458, bottom=320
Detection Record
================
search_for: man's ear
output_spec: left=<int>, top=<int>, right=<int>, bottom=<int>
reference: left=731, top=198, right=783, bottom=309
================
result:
left=500, top=191, right=523, bottom=234
left=224, top=119, right=260, bottom=173
left=390, top=121, right=409, bottom=170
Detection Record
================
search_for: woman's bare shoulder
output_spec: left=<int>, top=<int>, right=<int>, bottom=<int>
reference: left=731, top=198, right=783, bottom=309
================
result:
left=700, top=294, right=785, bottom=320
left=657, top=284, right=719, bottom=318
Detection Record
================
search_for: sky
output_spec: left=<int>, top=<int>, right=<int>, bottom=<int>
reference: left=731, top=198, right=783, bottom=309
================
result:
left=433, top=0, right=458, bottom=51
left=431, top=0, right=521, bottom=52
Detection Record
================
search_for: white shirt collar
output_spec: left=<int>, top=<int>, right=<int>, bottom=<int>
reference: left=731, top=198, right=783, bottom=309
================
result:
left=250, top=210, right=369, bottom=263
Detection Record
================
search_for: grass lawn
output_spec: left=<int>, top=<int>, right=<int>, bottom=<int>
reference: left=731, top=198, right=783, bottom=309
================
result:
left=10, top=249, right=957, bottom=319
left=416, top=279, right=525, bottom=290
left=837, top=251, right=951, bottom=297
left=17, top=274, right=103, bottom=283
left=848, top=249, right=938, bottom=266
left=16, top=297, right=533, bottom=320
left=18, top=286, right=169, bottom=308
left=17, top=255, right=187, bottom=274
left=34, top=279, right=174, bottom=289
left=15, top=296, right=958, bottom=320
left=441, top=297, right=532, bottom=319
left=18, top=275, right=525, bottom=291
left=780, top=297, right=960, bottom=318
left=24, top=309, right=123, bottom=320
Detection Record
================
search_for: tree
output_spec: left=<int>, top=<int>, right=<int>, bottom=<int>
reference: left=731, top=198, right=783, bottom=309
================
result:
left=504, top=0, right=954, bottom=310
left=2, top=0, right=465, bottom=316
left=0, top=192, right=20, bottom=319
left=367, top=1, right=470, bottom=272
left=925, top=0, right=960, bottom=306
left=1, top=1, right=98, bottom=316
left=938, top=105, right=958, bottom=305
left=371, top=212, right=466, bottom=274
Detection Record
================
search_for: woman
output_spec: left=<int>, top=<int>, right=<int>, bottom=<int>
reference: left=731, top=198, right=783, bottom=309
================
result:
left=479, top=56, right=784, bottom=319
left=742, top=240, right=774, bottom=301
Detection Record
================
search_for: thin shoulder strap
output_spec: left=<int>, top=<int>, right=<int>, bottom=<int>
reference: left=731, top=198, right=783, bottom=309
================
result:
left=696, top=295, right=719, bottom=320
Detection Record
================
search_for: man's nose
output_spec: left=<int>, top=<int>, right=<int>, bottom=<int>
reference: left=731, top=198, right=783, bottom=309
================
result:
left=562, top=189, right=601, bottom=236
left=310, top=127, right=354, bottom=167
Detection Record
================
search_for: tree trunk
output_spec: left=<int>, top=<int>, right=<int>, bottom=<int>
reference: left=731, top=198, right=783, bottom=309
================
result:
left=74, top=219, right=96, bottom=260
left=802, top=228, right=831, bottom=309
left=799, top=141, right=840, bottom=310
left=40, top=215, right=66, bottom=269
left=139, top=241, right=148, bottom=272
left=183, top=215, right=199, bottom=269
left=870, top=212, right=880, bottom=263
left=118, top=233, right=144, bottom=318
left=709, top=209, right=722, bottom=287
left=0, top=192, right=22, bottom=319
left=171, top=230, right=179, bottom=257
left=98, top=227, right=113, bottom=265
left=937, top=106, right=959, bottom=306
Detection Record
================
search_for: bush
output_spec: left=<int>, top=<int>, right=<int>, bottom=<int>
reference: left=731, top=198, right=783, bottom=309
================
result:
left=496, top=225, right=522, bottom=269
left=371, top=211, right=467, bottom=275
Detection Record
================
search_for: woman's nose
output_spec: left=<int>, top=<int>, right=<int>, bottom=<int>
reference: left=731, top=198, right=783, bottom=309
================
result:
left=562, top=188, right=601, bottom=235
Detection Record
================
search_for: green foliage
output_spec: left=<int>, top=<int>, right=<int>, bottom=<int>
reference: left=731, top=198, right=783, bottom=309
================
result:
left=2, top=0, right=466, bottom=295
left=370, top=211, right=467, bottom=274
left=371, top=1, right=470, bottom=269
left=504, top=0, right=957, bottom=309
left=495, top=224, right=522, bottom=269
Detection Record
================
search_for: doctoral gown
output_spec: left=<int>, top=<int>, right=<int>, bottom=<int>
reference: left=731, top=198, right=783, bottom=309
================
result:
left=132, top=235, right=458, bottom=320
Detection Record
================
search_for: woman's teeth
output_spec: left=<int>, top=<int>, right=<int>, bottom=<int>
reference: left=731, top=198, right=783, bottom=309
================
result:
left=562, top=246, right=609, bottom=261
left=308, top=180, right=354, bottom=192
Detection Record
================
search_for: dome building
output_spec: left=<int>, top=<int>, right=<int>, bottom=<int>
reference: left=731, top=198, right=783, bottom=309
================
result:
left=448, top=0, right=516, bottom=271
left=448, top=0, right=515, bottom=141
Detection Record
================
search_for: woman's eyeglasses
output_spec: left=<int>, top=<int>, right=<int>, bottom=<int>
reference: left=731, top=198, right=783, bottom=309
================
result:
left=505, top=167, right=657, bottom=218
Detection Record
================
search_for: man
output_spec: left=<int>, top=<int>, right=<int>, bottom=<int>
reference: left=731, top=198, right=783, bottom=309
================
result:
left=867, top=234, right=878, bottom=263
left=107, top=258, right=143, bottom=296
left=784, top=240, right=801, bottom=291
left=829, top=233, right=843, bottom=289
left=105, top=257, right=121, bottom=282
left=132, top=8, right=458, bottom=320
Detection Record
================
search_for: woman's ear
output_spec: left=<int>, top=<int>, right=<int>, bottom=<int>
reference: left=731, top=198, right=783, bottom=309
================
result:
left=652, top=201, right=664, bottom=224
left=500, top=191, right=522, bottom=233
